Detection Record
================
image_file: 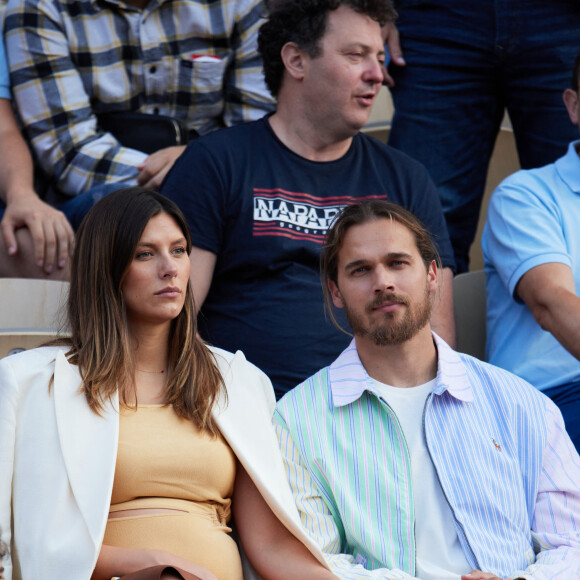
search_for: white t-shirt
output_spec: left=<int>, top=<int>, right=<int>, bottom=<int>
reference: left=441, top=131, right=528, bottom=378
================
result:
left=372, top=378, right=471, bottom=580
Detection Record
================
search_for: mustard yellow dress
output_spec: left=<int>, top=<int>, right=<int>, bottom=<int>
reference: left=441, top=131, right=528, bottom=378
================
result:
left=103, top=405, right=243, bottom=580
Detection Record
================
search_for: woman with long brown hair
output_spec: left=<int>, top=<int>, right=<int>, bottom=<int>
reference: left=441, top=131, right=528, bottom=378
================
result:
left=0, top=187, right=334, bottom=580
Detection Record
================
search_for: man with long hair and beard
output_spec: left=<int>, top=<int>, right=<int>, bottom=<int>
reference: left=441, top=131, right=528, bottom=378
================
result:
left=275, top=200, right=580, bottom=580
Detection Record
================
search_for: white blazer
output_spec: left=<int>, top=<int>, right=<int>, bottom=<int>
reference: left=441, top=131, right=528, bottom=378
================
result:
left=0, top=346, right=328, bottom=580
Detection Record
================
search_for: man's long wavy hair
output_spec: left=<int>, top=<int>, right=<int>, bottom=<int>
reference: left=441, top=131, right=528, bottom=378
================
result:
left=322, top=200, right=442, bottom=333
left=55, top=187, right=224, bottom=435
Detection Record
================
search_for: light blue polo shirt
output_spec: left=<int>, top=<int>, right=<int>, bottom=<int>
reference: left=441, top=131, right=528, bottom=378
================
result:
left=482, top=140, right=580, bottom=391
left=0, top=33, right=10, bottom=100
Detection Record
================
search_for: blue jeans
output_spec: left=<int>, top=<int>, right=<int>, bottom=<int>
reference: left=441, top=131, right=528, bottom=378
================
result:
left=388, top=0, right=580, bottom=273
left=544, top=380, right=580, bottom=454
left=57, top=182, right=129, bottom=230
left=1, top=183, right=128, bottom=231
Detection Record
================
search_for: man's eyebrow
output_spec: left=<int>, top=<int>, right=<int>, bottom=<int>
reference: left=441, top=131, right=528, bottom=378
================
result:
left=344, top=259, right=368, bottom=271
left=344, top=252, right=414, bottom=271
left=387, top=252, right=414, bottom=261
left=343, top=42, right=386, bottom=57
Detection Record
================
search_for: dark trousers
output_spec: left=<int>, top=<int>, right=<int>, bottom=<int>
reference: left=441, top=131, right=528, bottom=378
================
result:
left=389, top=0, right=580, bottom=272
left=544, top=380, right=580, bottom=454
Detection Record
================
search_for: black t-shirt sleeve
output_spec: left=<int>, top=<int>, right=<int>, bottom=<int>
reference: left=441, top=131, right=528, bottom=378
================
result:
left=359, top=137, right=456, bottom=272
left=161, top=140, right=228, bottom=255
left=396, top=155, right=456, bottom=272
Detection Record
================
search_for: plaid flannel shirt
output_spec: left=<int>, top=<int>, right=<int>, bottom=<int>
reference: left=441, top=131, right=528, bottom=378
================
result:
left=4, top=0, right=275, bottom=196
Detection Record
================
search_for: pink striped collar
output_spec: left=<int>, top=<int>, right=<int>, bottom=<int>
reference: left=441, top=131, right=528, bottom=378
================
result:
left=329, top=333, right=474, bottom=407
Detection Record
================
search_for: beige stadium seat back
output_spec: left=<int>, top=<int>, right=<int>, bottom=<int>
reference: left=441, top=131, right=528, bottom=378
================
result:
left=0, top=278, right=70, bottom=358
left=452, top=270, right=487, bottom=360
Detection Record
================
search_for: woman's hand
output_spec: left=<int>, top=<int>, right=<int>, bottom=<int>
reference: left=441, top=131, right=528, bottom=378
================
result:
left=154, top=550, right=217, bottom=580
left=92, top=545, right=217, bottom=580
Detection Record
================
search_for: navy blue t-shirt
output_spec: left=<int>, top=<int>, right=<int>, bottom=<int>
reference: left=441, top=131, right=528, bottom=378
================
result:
left=162, top=116, right=454, bottom=398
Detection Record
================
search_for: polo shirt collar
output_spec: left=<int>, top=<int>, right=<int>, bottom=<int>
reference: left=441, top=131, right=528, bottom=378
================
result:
left=329, top=333, right=474, bottom=408
left=555, top=139, right=580, bottom=194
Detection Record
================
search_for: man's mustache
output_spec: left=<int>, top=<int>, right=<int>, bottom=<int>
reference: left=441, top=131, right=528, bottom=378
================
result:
left=367, top=292, right=410, bottom=312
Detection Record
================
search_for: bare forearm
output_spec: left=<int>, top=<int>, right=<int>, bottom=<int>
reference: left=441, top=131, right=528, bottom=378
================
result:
left=91, top=545, right=157, bottom=580
left=234, top=465, right=336, bottom=580
left=189, top=247, right=217, bottom=315
left=91, top=545, right=216, bottom=580
left=0, top=103, right=75, bottom=273
left=529, top=288, right=580, bottom=360
left=518, top=263, right=580, bottom=360
left=0, top=102, right=36, bottom=204
left=248, top=535, right=337, bottom=580
left=431, top=267, right=456, bottom=347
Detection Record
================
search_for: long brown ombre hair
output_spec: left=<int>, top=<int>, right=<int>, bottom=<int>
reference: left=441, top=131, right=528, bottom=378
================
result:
left=59, top=187, right=224, bottom=435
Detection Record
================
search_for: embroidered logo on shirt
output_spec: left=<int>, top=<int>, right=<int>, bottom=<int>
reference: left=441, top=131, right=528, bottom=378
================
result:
left=354, top=553, right=367, bottom=567
left=492, top=438, right=502, bottom=452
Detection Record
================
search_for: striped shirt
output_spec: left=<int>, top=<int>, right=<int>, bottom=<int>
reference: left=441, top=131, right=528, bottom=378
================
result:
left=4, top=0, right=275, bottom=196
left=274, top=334, right=580, bottom=580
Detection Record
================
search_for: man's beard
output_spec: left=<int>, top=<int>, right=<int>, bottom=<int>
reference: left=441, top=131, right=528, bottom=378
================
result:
left=343, top=284, right=432, bottom=346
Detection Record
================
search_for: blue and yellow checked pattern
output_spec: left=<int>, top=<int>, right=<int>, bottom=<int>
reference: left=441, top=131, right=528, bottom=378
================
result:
left=4, top=0, right=275, bottom=196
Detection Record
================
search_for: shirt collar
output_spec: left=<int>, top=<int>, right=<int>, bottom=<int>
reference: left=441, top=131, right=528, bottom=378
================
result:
left=555, top=139, right=580, bottom=194
left=329, top=332, right=474, bottom=407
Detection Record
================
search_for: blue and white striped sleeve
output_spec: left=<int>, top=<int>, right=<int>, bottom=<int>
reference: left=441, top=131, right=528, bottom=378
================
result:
left=273, top=417, right=418, bottom=580
left=511, top=402, right=580, bottom=580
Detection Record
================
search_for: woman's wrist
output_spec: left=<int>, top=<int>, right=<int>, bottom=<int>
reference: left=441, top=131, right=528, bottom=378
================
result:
left=93, top=545, right=168, bottom=580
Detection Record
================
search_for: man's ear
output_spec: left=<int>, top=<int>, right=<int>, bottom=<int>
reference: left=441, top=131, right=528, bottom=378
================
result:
left=563, top=88, right=579, bottom=125
left=280, top=42, right=308, bottom=81
left=427, top=260, right=438, bottom=293
left=328, top=279, right=344, bottom=309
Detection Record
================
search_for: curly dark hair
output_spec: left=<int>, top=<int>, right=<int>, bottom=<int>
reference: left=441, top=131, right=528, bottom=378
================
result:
left=258, top=0, right=396, bottom=97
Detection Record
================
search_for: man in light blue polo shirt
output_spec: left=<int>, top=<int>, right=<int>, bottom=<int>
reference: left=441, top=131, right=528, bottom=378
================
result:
left=482, top=50, right=580, bottom=451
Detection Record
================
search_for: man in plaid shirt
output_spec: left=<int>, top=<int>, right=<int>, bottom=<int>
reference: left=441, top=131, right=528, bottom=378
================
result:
left=3, top=0, right=274, bottom=226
